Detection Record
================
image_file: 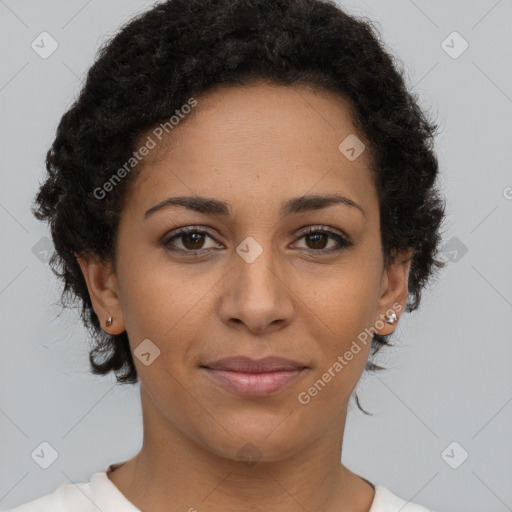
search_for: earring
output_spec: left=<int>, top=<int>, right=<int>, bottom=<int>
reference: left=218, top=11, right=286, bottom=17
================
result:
left=384, top=312, right=397, bottom=325
left=106, top=316, right=113, bottom=327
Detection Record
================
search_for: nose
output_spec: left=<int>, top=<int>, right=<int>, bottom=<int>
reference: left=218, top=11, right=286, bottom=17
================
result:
left=218, top=242, right=295, bottom=335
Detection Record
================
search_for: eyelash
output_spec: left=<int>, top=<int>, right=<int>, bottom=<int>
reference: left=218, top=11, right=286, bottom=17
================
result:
left=162, top=225, right=353, bottom=255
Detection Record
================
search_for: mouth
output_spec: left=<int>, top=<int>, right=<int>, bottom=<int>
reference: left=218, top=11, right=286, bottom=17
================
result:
left=200, top=356, right=309, bottom=396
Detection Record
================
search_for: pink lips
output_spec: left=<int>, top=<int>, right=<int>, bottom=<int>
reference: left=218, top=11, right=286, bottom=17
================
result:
left=200, top=356, right=308, bottom=396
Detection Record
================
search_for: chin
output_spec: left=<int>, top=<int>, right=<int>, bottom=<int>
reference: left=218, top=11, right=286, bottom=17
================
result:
left=198, top=415, right=311, bottom=463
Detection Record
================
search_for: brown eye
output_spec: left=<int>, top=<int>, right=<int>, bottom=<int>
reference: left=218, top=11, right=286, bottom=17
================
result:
left=294, top=227, right=352, bottom=253
left=180, top=231, right=206, bottom=250
left=304, top=232, right=329, bottom=250
left=163, top=228, right=222, bottom=253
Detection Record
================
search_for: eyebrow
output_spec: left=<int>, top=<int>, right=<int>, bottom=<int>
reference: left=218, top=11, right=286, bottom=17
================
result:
left=144, top=193, right=365, bottom=219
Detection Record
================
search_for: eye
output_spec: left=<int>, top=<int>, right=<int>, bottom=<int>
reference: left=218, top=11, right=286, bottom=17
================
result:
left=162, top=225, right=352, bottom=256
left=162, top=227, right=223, bottom=253
left=293, top=226, right=352, bottom=253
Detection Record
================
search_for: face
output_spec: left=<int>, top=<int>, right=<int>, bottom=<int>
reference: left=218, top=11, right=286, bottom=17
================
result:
left=79, top=82, right=410, bottom=462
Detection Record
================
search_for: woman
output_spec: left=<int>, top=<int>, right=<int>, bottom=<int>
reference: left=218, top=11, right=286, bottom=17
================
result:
left=12, top=0, right=444, bottom=510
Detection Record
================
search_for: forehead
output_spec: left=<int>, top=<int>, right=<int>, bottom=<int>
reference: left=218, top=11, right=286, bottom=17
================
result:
left=124, top=82, right=376, bottom=218
left=142, top=82, right=367, bottom=165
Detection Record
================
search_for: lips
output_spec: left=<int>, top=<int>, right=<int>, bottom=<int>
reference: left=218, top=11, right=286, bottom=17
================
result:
left=200, top=356, right=309, bottom=396
left=201, top=355, right=308, bottom=373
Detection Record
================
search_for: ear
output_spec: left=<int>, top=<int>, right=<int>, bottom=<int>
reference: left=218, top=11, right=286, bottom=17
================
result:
left=375, top=249, right=413, bottom=335
left=75, top=253, right=126, bottom=335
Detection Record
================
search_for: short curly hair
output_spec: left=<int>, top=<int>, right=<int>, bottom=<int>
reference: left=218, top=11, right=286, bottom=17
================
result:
left=32, top=0, right=445, bottom=413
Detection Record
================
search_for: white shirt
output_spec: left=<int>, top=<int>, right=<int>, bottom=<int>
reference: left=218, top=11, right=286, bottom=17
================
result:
left=8, top=462, right=434, bottom=512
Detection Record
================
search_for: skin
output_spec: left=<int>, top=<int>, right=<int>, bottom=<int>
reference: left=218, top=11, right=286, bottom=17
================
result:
left=77, top=82, right=412, bottom=512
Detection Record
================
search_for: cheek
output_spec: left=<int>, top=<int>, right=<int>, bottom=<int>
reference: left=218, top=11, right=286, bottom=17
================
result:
left=294, top=259, right=381, bottom=385
left=296, top=283, right=376, bottom=412
left=297, top=258, right=382, bottom=333
left=117, top=246, right=217, bottom=335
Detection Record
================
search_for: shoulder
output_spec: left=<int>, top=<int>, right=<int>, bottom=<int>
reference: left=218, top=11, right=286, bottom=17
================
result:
left=7, top=469, right=139, bottom=512
left=370, top=485, right=435, bottom=512
left=7, top=478, right=95, bottom=512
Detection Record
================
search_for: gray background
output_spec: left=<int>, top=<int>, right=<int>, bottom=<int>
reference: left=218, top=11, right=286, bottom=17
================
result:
left=1, top=0, right=511, bottom=511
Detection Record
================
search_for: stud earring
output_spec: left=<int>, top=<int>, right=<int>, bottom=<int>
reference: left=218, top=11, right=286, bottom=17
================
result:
left=106, top=316, right=113, bottom=327
left=384, top=312, right=397, bottom=325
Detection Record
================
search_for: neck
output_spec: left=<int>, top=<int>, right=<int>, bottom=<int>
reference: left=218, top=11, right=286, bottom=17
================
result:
left=108, top=387, right=375, bottom=512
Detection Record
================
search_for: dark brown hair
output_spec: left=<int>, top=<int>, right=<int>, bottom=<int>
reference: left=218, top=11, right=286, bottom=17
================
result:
left=32, top=0, right=445, bottom=413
